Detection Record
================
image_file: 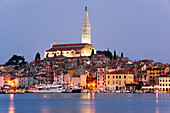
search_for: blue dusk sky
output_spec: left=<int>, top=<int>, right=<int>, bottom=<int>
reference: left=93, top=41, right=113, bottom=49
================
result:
left=0, top=0, right=170, bottom=64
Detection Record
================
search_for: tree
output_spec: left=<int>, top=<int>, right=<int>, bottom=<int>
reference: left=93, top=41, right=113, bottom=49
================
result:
left=54, top=53, right=56, bottom=57
left=60, top=50, right=63, bottom=56
left=96, top=49, right=112, bottom=60
left=46, top=53, right=49, bottom=58
left=89, top=49, right=94, bottom=59
left=35, top=53, right=41, bottom=61
left=114, top=50, right=117, bottom=60
left=121, top=52, right=123, bottom=58
left=5, top=55, right=27, bottom=66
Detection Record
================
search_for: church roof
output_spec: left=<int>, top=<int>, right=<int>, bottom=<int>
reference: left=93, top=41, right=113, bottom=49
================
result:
left=52, top=43, right=91, bottom=47
left=46, top=43, right=91, bottom=52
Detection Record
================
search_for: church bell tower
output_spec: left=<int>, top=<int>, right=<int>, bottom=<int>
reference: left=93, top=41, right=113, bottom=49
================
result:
left=81, top=6, right=91, bottom=44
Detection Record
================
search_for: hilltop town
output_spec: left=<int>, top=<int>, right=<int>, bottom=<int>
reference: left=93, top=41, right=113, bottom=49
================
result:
left=0, top=53, right=170, bottom=93
left=0, top=7, right=170, bottom=93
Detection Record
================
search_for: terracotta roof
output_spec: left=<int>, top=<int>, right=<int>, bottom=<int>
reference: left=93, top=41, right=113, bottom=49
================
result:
left=52, top=43, right=91, bottom=47
left=107, top=70, right=133, bottom=74
left=46, top=47, right=84, bottom=52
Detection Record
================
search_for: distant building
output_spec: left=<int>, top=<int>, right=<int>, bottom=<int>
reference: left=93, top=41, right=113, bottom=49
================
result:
left=97, top=67, right=106, bottom=91
left=147, top=66, right=169, bottom=84
left=106, top=71, right=134, bottom=91
left=0, top=76, right=4, bottom=89
left=45, top=7, right=95, bottom=58
left=158, top=75, right=170, bottom=91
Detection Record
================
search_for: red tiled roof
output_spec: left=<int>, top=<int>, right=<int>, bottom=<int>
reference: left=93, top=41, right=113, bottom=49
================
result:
left=46, top=47, right=84, bottom=52
left=52, top=43, right=91, bottom=47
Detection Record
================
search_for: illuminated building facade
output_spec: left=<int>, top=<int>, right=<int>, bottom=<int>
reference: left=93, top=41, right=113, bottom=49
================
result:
left=45, top=7, right=95, bottom=58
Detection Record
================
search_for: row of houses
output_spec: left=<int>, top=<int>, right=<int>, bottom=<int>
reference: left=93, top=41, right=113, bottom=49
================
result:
left=0, top=54, right=170, bottom=91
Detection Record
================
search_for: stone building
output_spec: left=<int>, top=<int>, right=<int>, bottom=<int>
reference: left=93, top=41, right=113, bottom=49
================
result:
left=45, top=7, right=95, bottom=58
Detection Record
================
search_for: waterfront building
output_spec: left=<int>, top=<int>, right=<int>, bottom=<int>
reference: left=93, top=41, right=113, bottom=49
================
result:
left=97, top=67, right=106, bottom=91
left=147, top=66, right=169, bottom=84
left=72, top=75, right=81, bottom=87
left=80, top=74, right=87, bottom=89
left=54, top=72, right=71, bottom=84
left=134, top=74, right=149, bottom=85
left=0, top=76, right=4, bottom=89
left=44, top=7, right=95, bottom=58
left=106, top=71, right=134, bottom=91
left=158, top=75, right=170, bottom=91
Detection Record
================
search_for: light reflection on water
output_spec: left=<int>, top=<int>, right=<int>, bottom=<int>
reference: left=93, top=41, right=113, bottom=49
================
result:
left=79, top=93, right=96, bottom=113
left=4, top=93, right=170, bottom=113
left=8, top=94, right=15, bottom=113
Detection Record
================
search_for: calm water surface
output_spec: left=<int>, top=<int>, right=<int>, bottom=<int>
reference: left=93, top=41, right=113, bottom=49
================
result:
left=0, top=93, right=170, bottom=113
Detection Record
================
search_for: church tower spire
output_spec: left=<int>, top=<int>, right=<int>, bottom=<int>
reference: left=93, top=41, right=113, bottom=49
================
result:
left=81, top=6, right=91, bottom=44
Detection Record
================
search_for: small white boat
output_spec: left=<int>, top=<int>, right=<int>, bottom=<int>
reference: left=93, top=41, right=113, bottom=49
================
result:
left=5, top=90, right=25, bottom=94
left=63, top=85, right=82, bottom=93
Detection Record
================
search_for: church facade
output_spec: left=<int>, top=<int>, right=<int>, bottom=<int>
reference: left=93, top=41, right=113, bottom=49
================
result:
left=44, top=7, right=95, bottom=58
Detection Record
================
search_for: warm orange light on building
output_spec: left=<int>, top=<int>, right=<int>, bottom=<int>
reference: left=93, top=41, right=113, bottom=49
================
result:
left=87, top=84, right=90, bottom=87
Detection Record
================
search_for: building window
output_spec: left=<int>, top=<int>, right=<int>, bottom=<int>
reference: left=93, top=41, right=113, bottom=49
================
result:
left=98, top=83, right=99, bottom=85
left=108, top=76, right=110, bottom=79
left=150, top=76, right=152, bottom=78
left=163, top=84, right=164, bottom=86
left=119, top=81, right=121, bottom=85
left=124, top=76, right=126, bottom=79
left=124, top=81, right=126, bottom=84
left=119, top=76, right=121, bottom=79
left=113, top=81, right=114, bottom=84
left=98, top=79, right=99, bottom=81
left=160, top=84, right=161, bottom=86
left=116, top=81, right=118, bottom=84
left=160, top=80, right=162, bottom=82
left=116, top=76, right=118, bottom=79
left=108, top=81, right=110, bottom=84
left=166, top=84, right=167, bottom=86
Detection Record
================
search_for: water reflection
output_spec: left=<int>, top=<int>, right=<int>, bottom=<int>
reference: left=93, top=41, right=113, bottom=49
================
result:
left=8, top=94, right=15, bottom=113
left=79, top=93, right=96, bottom=113
left=156, top=93, right=159, bottom=103
left=155, top=93, right=159, bottom=113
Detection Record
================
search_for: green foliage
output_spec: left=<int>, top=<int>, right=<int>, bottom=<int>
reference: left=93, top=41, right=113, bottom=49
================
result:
left=5, top=55, right=27, bottom=66
left=97, top=49, right=112, bottom=60
left=46, top=53, right=49, bottom=58
left=114, top=50, right=117, bottom=60
left=54, top=53, right=56, bottom=57
left=89, top=49, right=95, bottom=59
left=35, top=53, right=41, bottom=61
left=121, top=52, right=123, bottom=58
left=60, top=50, right=63, bottom=56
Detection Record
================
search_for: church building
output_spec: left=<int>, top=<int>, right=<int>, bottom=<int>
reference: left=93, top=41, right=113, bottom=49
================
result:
left=44, top=7, right=95, bottom=58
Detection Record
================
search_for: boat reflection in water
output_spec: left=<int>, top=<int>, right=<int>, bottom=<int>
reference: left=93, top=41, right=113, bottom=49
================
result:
left=79, top=93, right=96, bottom=113
left=8, top=94, right=15, bottom=113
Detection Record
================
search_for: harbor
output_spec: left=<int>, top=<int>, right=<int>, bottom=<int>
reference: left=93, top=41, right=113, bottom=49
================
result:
left=0, top=93, right=169, bottom=113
